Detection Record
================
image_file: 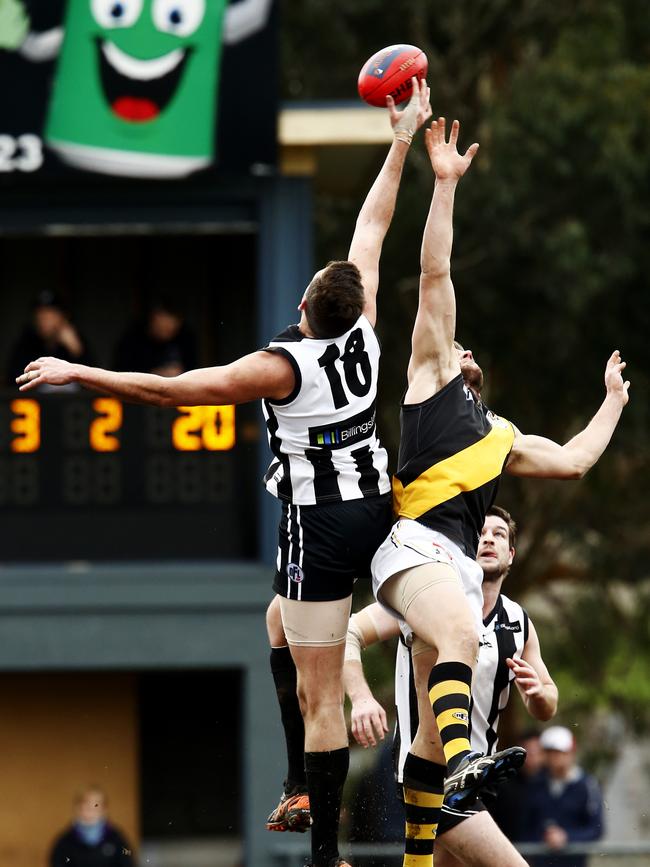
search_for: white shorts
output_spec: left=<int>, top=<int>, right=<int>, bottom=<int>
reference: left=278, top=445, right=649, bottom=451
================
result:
left=371, top=519, right=483, bottom=633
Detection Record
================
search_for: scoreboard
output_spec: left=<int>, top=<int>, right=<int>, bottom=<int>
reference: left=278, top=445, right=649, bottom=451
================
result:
left=0, top=392, right=259, bottom=561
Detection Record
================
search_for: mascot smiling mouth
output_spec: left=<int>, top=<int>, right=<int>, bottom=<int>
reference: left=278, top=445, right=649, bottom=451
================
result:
left=97, top=39, right=191, bottom=122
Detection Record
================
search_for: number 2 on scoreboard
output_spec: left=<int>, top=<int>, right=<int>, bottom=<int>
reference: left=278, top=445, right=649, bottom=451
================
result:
left=90, top=398, right=122, bottom=451
left=172, top=406, right=236, bottom=451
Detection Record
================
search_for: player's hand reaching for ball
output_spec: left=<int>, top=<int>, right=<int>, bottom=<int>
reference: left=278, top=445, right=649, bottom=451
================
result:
left=426, top=117, right=479, bottom=181
left=389, top=77, right=432, bottom=143
left=17, top=357, right=76, bottom=391
left=604, top=350, right=630, bottom=406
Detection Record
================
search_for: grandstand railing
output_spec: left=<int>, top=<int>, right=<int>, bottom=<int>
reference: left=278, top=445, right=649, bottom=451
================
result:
left=271, top=839, right=650, bottom=865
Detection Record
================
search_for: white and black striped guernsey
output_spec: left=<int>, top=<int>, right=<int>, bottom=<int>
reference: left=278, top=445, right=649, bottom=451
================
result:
left=394, top=593, right=528, bottom=782
left=262, top=314, right=390, bottom=505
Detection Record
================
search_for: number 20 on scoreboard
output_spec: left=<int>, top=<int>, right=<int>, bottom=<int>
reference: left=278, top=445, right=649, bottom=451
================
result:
left=9, top=399, right=236, bottom=453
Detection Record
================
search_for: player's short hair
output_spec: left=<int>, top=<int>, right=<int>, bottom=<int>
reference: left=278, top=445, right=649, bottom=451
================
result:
left=487, top=505, right=517, bottom=548
left=304, top=261, right=365, bottom=338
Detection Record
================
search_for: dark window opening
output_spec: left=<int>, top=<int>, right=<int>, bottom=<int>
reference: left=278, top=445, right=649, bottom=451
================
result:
left=139, top=669, right=243, bottom=839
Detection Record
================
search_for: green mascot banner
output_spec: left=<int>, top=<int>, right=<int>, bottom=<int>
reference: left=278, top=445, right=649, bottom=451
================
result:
left=47, top=0, right=228, bottom=177
left=0, top=0, right=275, bottom=178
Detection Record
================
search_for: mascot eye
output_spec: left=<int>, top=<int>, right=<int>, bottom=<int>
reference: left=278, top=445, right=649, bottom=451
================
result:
left=152, top=0, right=206, bottom=37
left=91, top=0, right=144, bottom=28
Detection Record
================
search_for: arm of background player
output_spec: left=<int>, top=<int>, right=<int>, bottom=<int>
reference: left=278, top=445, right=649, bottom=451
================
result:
left=16, top=351, right=295, bottom=405
left=507, top=619, right=558, bottom=722
left=406, top=119, right=479, bottom=401
left=344, top=603, right=400, bottom=748
left=348, top=78, right=431, bottom=326
left=506, top=351, right=630, bottom=479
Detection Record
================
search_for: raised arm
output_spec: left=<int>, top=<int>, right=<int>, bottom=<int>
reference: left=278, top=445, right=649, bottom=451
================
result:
left=16, top=351, right=295, bottom=405
left=506, top=619, right=558, bottom=722
left=506, top=351, right=630, bottom=479
left=405, top=118, right=479, bottom=403
left=344, top=602, right=400, bottom=748
left=348, top=78, right=431, bottom=326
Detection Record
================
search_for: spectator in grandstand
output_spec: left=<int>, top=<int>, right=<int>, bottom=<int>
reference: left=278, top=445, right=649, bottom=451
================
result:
left=114, top=297, right=197, bottom=377
left=523, top=725, right=603, bottom=867
left=7, top=290, right=93, bottom=386
left=49, top=786, right=134, bottom=866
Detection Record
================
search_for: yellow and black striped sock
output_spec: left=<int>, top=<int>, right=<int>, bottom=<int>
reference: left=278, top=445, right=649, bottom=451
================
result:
left=402, top=753, right=445, bottom=867
left=428, top=661, right=472, bottom=774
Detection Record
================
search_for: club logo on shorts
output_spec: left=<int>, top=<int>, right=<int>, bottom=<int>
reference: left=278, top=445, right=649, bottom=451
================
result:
left=452, top=711, right=469, bottom=723
left=287, top=563, right=304, bottom=583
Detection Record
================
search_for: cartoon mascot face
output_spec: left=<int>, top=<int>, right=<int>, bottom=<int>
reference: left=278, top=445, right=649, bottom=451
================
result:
left=46, top=0, right=227, bottom=176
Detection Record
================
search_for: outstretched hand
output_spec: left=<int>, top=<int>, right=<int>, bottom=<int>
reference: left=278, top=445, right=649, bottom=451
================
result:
left=16, top=357, right=76, bottom=391
left=425, top=117, right=479, bottom=181
left=604, top=350, right=630, bottom=405
left=388, top=77, right=432, bottom=140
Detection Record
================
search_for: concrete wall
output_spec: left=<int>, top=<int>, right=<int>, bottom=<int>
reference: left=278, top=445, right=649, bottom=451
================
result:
left=0, top=672, right=138, bottom=867
left=0, top=562, right=284, bottom=867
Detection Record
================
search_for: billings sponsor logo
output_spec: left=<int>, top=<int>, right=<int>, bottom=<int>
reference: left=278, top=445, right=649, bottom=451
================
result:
left=495, top=622, right=521, bottom=633
left=309, top=402, right=377, bottom=450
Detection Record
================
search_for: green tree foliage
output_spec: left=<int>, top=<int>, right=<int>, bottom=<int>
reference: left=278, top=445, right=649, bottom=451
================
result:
left=282, top=0, right=650, bottom=727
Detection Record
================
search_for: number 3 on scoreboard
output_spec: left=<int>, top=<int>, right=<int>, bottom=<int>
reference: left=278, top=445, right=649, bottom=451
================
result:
left=10, top=399, right=40, bottom=453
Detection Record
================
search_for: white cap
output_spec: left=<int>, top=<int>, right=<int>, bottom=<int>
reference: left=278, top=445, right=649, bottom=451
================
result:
left=540, top=725, right=574, bottom=753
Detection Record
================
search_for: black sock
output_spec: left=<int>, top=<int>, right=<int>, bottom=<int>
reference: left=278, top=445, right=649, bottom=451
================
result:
left=270, top=646, right=306, bottom=792
left=305, top=747, right=349, bottom=867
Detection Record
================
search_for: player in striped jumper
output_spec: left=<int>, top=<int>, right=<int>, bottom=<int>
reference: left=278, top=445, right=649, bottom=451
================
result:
left=18, top=79, right=433, bottom=867
left=346, top=506, right=557, bottom=867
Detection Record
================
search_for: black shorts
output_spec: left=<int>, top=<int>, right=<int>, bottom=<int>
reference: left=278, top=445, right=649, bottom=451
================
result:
left=273, top=493, right=392, bottom=602
left=436, top=798, right=487, bottom=836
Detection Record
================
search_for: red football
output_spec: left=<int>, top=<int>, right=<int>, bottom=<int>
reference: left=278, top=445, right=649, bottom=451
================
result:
left=358, top=44, right=428, bottom=108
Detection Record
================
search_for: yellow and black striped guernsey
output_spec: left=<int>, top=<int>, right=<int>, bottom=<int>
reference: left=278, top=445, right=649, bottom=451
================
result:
left=393, top=374, right=515, bottom=557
